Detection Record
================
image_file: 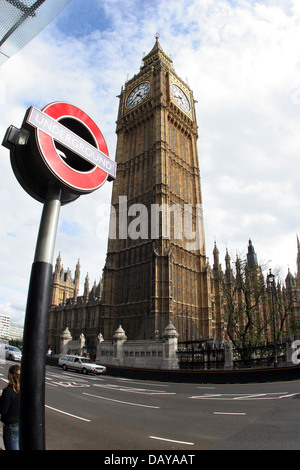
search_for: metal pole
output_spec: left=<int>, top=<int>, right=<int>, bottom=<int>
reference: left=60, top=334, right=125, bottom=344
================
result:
left=271, top=285, right=277, bottom=367
left=19, top=185, right=62, bottom=450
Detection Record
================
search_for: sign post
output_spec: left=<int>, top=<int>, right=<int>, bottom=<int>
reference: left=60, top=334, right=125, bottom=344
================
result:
left=2, top=102, right=116, bottom=449
left=20, top=185, right=62, bottom=449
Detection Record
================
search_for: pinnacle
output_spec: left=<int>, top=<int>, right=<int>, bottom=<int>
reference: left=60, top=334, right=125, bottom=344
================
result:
left=142, top=32, right=173, bottom=68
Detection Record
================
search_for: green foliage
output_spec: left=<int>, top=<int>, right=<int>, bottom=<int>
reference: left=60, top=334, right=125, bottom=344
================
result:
left=219, top=256, right=290, bottom=353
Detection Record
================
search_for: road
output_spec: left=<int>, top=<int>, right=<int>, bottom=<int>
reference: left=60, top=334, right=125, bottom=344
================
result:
left=1, top=360, right=300, bottom=452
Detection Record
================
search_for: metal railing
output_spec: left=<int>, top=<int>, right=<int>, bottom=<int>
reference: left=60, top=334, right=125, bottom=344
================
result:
left=177, top=340, right=286, bottom=370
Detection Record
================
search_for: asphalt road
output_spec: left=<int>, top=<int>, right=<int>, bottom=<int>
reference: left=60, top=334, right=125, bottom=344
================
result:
left=1, top=360, right=300, bottom=453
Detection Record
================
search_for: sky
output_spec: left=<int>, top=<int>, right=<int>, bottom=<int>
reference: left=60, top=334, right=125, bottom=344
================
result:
left=1, top=0, right=300, bottom=325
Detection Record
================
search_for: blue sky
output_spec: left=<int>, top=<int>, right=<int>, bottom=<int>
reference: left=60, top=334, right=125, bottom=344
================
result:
left=1, top=0, right=300, bottom=324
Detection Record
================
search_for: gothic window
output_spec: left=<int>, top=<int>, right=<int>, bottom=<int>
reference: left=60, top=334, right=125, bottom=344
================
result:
left=180, top=134, right=184, bottom=160
left=141, top=160, right=145, bottom=194
left=144, top=265, right=149, bottom=300
left=211, top=302, right=215, bottom=320
left=144, top=121, right=151, bottom=152
left=138, top=267, right=143, bottom=301
left=173, top=265, right=176, bottom=300
left=188, top=137, right=193, bottom=165
left=122, top=272, right=128, bottom=303
left=130, top=164, right=135, bottom=199
left=191, top=272, right=195, bottom=305
left=173, top=126, right=176, bottom=152
left=169, top=124, right=176, bottom=152
left=143, top=125, right=147, bottom=152
left=188, top=271, right=191, bottom=304
left=177, top=268, right=181, bottom=301
left=147, top=153, right=151, bottom=190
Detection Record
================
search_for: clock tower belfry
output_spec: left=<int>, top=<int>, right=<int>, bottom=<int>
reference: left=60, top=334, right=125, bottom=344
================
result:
left=101, top=35, right=212, bottom=341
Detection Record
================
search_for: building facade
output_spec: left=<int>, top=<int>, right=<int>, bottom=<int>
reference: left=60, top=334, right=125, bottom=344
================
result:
left=101, top=35, right=211, bottom=341
left=0, top=314, right=10, bottom=339
left=48, top=253, right=103, bottom=355
left=47, top=238, right=300, bottom=354
left=47, top=38, right=299, bottom=355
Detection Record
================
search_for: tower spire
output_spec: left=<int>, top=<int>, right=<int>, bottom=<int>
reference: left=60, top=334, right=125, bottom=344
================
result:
left=213, top=240, right=220, bottom=270
left=247, top=239, right=258, bottom=269
left=141, top=33, right=173, bottom=70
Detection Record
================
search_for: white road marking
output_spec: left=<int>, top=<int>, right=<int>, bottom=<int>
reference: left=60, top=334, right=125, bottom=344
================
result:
left=82, top=392, right=160, bottom=409
left=213, top=412, right=246, bottom=416
left=50, top=381, right=90, bottom=388
left=279, top=393, right=300, bottom=398
left=45, top=405, right=91, bottom=422
left=93, top=383, right=175, bottom=395
left=0, top=376, right=8, bottom=383
left=233, top=393, right=268, bottom=400
left=149, top=436, right=194, bottom=446
left=189, top=392, right=296, bottom=401
left=116, top=378, right=169, bottom=387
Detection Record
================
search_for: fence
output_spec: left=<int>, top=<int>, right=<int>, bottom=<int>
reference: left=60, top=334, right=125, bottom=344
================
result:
left=177, top=340, right=287, bottom=370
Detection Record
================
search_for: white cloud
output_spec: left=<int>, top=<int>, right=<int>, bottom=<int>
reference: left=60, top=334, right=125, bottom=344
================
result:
left=1, top=0, right=300, bottom=324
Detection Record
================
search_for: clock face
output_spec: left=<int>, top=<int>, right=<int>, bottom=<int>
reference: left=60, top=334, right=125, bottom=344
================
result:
left=171, top=84, right=190, bottom=112
left=126, top=82, right=150, bottom=108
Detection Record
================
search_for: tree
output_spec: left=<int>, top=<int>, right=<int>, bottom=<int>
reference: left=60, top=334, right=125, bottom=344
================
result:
left=219, top=255, right=290, bottom=365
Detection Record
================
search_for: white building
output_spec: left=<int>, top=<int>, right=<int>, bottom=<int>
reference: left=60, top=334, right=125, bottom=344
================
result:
left=9, top=323, right=23, bottom=340
left=0, top=314, right=10, bottom=339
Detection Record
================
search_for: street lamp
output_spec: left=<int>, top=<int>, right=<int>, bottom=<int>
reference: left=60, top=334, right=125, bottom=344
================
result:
left=267, top=268, right=277, bottom=366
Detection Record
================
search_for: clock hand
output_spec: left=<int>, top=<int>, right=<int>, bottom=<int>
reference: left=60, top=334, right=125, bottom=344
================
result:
left=174, top=92, right=183, bottom=102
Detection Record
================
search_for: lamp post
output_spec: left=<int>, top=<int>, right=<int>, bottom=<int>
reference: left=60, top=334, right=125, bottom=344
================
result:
left=267, top=268, right=277, bottom=367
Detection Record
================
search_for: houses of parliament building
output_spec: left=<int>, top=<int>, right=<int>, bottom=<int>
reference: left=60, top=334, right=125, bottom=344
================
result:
left=47, top=37, right=300, bottom=355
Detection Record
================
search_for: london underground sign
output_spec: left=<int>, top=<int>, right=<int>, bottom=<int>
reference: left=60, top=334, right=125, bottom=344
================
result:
left=3, top=102, right=116, bottom=204
left=2, top=102, right=115, bottom=450
left=28, top=105, right=115, bottom=175
left=26, top=103, right=116, bottom=188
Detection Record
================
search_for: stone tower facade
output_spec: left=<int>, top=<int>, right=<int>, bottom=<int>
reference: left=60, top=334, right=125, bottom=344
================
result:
left=101, top=36, right=212, bottom=340
left=50, top=253, right=80, bottom=307
left=47, top=38, right=298, bottom=355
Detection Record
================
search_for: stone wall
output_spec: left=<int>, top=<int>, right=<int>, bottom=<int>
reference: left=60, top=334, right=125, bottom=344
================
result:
left=60, top=327, right=86, bottom=356
left=96, top=323, right=179, bottom=370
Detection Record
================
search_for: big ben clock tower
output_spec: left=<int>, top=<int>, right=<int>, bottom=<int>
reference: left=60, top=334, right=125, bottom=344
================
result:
left=101, top=34, right=212, bottom=341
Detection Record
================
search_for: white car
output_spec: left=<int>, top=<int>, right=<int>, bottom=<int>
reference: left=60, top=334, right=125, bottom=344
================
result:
left=58, top=354, right=106, bottom=375
left=6, top=345, right=22, bottom=361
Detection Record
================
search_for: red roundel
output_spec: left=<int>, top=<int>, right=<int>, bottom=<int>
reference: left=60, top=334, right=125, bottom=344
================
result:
left=36, top=102, right=109, bottom=192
